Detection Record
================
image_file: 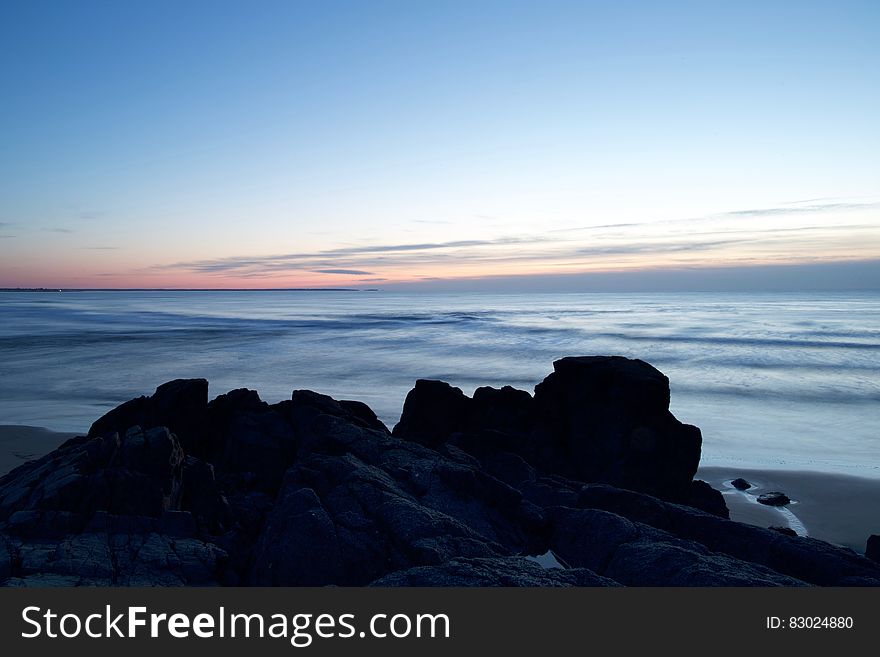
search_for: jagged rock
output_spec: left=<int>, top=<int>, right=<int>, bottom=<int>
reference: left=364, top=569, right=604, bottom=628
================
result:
left=394, top=356, right=702, bottom=503
left=530, top=357, right=701, bottom=501
left=2, top=358, right=875, bottom=587
left=770, top=526, right=798, bottom=537
left=0, top=426, right=184, bottom=520
left=731, top=477, right=752, bottom=490
left=867, top=535, right=879, bottom=562
left=549, top=507, right=806, bottom=586
left=393, top=380, right=471, bottom=447
left=687, top=479, right=729, bottom=518
left=575, top=484, right=880, bottom=586
left=370, top=557, right=617, bottom=586
left=4, top=511, right=226, bottom=586
left=89, top=379, right=209, bottom=453
left=758, top=492, right=791, bottom=506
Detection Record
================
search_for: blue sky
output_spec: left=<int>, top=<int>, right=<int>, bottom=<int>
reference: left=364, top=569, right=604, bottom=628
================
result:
left=1, top=0, right=878, bottom=289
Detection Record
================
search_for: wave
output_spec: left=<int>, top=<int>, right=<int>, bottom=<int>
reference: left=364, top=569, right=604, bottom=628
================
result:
left=595, top=332, right=880, bottom=351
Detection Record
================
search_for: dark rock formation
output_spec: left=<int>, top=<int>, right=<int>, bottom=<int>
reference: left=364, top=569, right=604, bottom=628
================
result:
left=867, top=535, right=879, bottom=562
left=770, top=526, right=798, bottom=537
left=394, top=356, right=703, bottom=503
left=688, top=479, right=729, bottom=518
left=370, top=557, right=617, bottom=587
left=3, top=356, right=879, bottom=587
left=757, top=492, right=791, bottom=506
left=731, top=478, right=752, bottom=490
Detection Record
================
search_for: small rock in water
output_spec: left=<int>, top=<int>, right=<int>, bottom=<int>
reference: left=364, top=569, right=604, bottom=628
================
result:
left=867, top=535, right=880, bottom=563
left=769, top=526, right=797, bottom=537
left=731, top=478, right=751, bottom=491
left=757, top=491, right=791, bottom=506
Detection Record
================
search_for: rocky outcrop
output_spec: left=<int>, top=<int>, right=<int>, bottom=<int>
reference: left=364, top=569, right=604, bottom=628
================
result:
left=2, top=356, right=879, bottom=587
left=394, top=356, right=702, bottom=502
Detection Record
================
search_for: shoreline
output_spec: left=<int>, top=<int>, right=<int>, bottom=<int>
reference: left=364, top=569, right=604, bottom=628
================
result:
left=2, top=425, right=876, bottom=555
left=698, top=466, right=879, bottom=553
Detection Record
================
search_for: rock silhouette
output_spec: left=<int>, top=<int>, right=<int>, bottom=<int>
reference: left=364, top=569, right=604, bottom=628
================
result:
left=1, top=356, right=878, bottom=587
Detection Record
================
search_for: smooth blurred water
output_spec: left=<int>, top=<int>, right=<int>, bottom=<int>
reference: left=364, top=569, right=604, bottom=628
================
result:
left=1, top=290, right=878, bottom=476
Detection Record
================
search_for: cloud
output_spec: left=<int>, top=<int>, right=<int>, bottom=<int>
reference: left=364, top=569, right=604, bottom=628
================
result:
left=45, top=227, right=75, bottom=233
left=574, top=239, right=749, bottom=256
left=82, top=246, right=119, bottom=250
left=312, top=269, right=374, bottom=275
left=557, top=200, right=880, bottom=235
left=719, top=201, right=876, bottom=218
left=158, top=235, right=555, bottom=275
left=146, top=198, right=879, bottom=282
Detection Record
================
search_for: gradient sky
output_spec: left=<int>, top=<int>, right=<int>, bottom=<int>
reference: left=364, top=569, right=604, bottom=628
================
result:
left=1, top=0, right=878, bottom=290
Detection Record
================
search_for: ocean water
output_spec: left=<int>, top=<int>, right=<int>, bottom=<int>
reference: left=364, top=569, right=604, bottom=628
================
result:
left=1, top=290, right=878, bottom=476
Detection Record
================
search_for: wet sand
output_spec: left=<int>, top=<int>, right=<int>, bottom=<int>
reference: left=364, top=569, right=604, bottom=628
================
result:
left=0, top=425, right=75, bottom=477
left=698, top=466, right=880, bottom=554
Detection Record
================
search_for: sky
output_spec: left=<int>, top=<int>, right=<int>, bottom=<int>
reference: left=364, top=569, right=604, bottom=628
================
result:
left=1, top=0, right=878, bottom=290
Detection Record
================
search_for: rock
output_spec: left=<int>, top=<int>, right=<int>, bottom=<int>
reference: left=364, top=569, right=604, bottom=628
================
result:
left=549, top=507, right=806, bottom=586
left=394, top=356, right=703, bottom=506
left=731, top=477, right=752, bottom=490
left=530, top=357, right=702, bottom=502
left=89, top=379, right=209, bottom=453
left=770, top=526, right=798, bottom=537
left=392, top=380, right=471, bottom=447
left=180, top=457, right=231, bottom=533
left=0, top=426, right=185, bottom=520
left=470, top=386, right=535, bottom=436
left=3, top=359, right=877, bottom=588
left=370, top=557, right=617, bottom=587
left=576, top=483, right=880, bottom=586
left=757, top=492, right=791, bottom=506
left=250, top=451, right=505, bottom=586
left=867, top=535, right=880, bottom=562
left=687, top=480, right=729, bottom=518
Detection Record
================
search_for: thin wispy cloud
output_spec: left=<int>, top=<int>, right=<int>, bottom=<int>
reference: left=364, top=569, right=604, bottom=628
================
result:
left=140, top=199, right=880, bottom=282
left=312, top=268, right=374, bottom=275
left=556, top=201, right=880, bottom=235
left=574, top=239, right=750, bottom=257
left=720, top=201, right=876, bottom=217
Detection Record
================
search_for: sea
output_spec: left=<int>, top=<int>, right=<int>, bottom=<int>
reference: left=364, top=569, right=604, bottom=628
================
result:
left=1, top=290, right=878, bottom=477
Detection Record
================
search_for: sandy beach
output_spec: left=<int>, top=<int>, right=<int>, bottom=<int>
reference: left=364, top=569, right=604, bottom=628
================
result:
left=0, top=425, right=75, bottom=478
left=698, top=466, right=880, bottom=554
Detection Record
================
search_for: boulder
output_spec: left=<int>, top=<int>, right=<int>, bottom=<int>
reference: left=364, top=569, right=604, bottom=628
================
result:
left=731, top=477, right=752, bottom=490
left=392, top=380, right=471, bottom=447
left=757, top=492, right=791, bottom=506
left=530, top=356, right=701, bottom=501
left=687, top=480, right=729, bottom=518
